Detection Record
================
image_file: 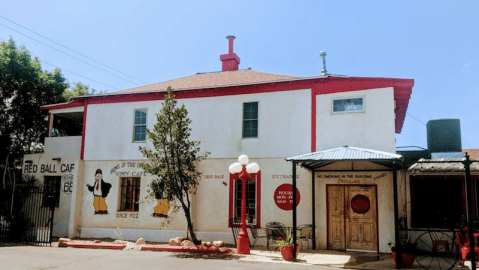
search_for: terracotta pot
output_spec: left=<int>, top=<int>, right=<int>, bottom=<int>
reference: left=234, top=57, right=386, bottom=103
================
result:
left=280, top=244, right=300, bottom=261
left=392, top=251, right=416, bottom=268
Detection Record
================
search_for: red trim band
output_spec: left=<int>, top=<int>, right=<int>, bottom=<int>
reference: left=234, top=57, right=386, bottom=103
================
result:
left=80, top=100, right=88, bottom=160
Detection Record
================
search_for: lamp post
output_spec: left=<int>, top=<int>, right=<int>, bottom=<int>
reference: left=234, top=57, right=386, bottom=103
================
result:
left=229, top=154, right=260, bottom=255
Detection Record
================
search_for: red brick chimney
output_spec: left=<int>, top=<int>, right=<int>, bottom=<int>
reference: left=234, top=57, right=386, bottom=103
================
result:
left=220, top=36, right=240, bottom=71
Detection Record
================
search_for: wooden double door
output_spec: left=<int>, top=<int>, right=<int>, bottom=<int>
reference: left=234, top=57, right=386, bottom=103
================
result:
left=327, top=185, right=378, bottom=252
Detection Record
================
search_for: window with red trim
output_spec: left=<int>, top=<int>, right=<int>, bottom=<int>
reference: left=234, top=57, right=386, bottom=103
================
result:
left=229, top=171, right=261, bottom=228
left=119, top=177, right=140, bottom=211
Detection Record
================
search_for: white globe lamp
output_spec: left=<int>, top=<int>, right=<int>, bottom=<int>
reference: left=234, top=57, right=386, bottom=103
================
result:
left=238, top=154, right=249, bottom=166
left=229, top=162, right=242, bottom=174
left=246, top=162, right=260, bottom=174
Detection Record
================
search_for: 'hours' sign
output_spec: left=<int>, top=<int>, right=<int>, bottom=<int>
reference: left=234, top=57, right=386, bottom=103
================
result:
left=274, top=184, right=300, bottom=211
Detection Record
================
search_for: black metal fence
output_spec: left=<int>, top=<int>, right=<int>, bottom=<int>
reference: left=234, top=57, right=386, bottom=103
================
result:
left=0, top=184, right=55, bottom=246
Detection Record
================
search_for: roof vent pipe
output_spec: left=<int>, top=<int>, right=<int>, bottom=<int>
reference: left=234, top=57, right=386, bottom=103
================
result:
left=320, top=51, right=327, bottom=75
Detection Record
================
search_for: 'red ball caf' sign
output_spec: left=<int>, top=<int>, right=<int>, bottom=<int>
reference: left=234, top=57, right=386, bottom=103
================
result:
left=274, top=184, right=300, bottom=211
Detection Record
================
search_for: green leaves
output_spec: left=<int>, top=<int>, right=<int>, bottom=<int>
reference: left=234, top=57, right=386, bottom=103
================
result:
left=138, top=86, right=209, bottom=244
left=0, top=37, right=69, bottom=169
left=62, top=82, right=104, bottom=101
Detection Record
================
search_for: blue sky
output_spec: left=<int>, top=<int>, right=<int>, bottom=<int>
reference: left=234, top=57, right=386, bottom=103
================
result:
left=1, top=1, right=477, bottom=150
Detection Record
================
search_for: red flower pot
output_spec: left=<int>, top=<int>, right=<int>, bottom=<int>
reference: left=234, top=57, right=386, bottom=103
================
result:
left=392, top=252, right=416, bottom=268
left=280, top=244, right=300, bottom=261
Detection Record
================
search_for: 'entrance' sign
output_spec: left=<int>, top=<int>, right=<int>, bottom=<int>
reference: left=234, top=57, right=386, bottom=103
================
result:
left=274, top=184, right=300, bottom=211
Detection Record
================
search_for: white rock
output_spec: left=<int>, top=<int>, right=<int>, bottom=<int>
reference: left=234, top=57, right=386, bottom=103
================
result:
left=58, top=238, right=70, bottom=244
left=212, top=241, right=224, bottom=247
left=113, top=240, right=127, bottom=244
left=181, top=240, right=196, bottom=247
left=169, top=238, right=179, bottom=246
left=136, top=238, right=146, bottom=245
left=203, top=241, right=212, bottom=247
left=219, top=247, right=228, bottom=253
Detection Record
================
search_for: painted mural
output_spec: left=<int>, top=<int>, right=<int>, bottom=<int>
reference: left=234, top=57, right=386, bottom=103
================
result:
left=152, top=181, right=171, bottom=218
left=86, top=169, right=112, bottom=214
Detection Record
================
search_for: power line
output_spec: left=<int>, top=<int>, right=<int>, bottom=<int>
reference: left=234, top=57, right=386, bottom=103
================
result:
left=406, top=112, right=427, bottom=125
left=406, top=112, right=477, bottom=148
left=41, top=60, right=119, bottom=90
left=0, top=21, right=140, bottom=86
left=0, top=15, right=146, bottom=84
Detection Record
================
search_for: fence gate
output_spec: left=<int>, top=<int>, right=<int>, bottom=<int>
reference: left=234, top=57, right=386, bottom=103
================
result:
left=0, top=185, right=56, bottom=246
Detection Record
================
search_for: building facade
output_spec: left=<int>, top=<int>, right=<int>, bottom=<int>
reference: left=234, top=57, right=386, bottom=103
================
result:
left=23, top=37, right=414, bottom=253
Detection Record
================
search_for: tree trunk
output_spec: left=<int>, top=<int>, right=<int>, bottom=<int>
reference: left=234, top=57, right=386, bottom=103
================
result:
left=182, top=203, right=200, bottom=245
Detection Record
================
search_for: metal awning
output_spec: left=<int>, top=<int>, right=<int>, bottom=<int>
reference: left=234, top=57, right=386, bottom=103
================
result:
left=284, top=146, right=403, bottom=260
left=286, top=146, right=403, bottom=170
left=408, top=158, right=479, bottom=173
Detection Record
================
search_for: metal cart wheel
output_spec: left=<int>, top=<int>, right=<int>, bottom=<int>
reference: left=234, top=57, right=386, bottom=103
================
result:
left=414, top=231, right=458, bottom=270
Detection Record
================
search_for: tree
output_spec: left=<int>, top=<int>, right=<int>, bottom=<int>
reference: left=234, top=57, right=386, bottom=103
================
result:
left=139, top=86, right=209, bottom=245
left=0, top=37, right=68, bottom=180
left=63, top=82, right=105, bottom=101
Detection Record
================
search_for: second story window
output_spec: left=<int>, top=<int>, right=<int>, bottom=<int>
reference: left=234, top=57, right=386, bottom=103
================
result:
left=243, top=102, right=258, bottom=138
left=332, top=97, right=364, bottom=113
left=134, top=109, right=147, bottom=142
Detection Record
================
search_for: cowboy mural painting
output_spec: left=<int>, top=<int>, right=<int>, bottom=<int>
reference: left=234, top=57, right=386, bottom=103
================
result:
left=87, top=169, right=112, bottom=214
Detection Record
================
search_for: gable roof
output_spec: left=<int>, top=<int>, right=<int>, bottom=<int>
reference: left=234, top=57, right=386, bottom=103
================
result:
left=112, top=69, right=299, bottom=94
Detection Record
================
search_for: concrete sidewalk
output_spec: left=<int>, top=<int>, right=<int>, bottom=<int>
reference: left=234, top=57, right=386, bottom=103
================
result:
left=6, top=239, right=477, bottom=270
left=241, top=249, right=475, bottom=270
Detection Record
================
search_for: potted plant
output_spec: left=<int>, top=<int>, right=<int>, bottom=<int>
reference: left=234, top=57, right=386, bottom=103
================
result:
left=276, top=227, right=300, bottom=261
left=388, top=237, right=417, bottom=268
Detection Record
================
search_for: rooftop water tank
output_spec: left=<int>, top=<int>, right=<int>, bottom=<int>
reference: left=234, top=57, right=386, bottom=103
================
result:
left=426, top=119, right=462, bottom=153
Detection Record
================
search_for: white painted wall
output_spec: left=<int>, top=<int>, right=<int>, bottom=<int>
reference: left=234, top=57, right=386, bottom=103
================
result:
left=44, top=136, right=82, bottom=158
left=83, top=89, right=311, bottom=160
left=78, top=158, right=313, bottom=244
left=22, top=154, right=80, bottom=237
left=316, top=87, right=396, bottom=153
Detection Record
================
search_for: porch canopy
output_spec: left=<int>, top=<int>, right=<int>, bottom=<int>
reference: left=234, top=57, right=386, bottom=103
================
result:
left=285, top=146, right=403, bottom=259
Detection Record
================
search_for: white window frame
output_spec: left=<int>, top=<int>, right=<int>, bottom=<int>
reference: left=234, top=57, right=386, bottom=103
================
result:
left=331, top=96, right=365, bottom=114
left=133, top=109, right=147, bottom=142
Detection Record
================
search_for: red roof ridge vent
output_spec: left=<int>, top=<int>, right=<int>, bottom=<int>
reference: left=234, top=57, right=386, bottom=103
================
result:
left=220, top=35, right=240, bottom=71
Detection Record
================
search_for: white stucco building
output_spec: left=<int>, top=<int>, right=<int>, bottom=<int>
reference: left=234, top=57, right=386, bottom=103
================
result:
left=23, top=37, right=414, bottom=253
